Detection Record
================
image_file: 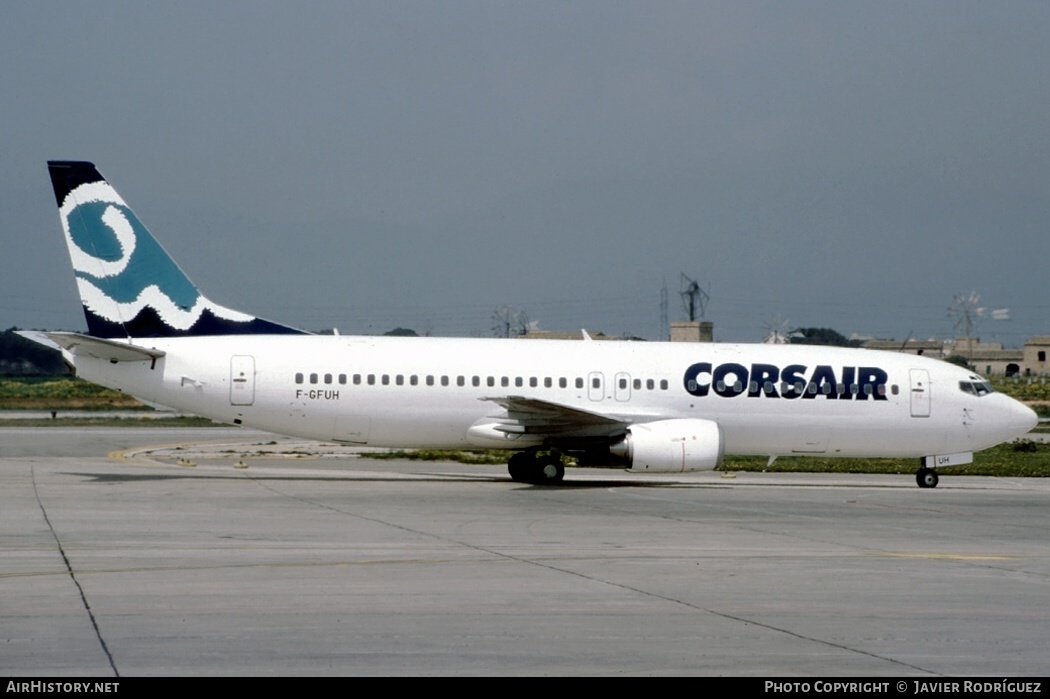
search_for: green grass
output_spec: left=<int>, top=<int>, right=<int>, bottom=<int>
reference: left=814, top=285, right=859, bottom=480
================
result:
left=0, top=376, right=145, bottom=410
left=721, top=440, right=1050, bottom=478
left=989, top=376, right=1050, bottom=409
left=364, top=449, right=511, bottom=465
left=0, top=415, right=218, bottom=427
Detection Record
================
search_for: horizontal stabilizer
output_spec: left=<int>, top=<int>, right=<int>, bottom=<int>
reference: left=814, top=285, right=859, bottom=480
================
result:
left=19, top=330, right=165, bottom=363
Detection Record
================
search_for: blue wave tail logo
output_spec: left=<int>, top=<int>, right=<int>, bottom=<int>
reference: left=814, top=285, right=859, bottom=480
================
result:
left=47, top=161, right=305, bottom=338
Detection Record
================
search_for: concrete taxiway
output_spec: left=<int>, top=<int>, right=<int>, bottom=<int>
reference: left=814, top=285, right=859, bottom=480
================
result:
left=3, top=426, right=1049, bottom=676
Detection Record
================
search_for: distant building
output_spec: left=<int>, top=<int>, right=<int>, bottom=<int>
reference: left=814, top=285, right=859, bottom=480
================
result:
left=1022, top=336, right=1050, bottom=376
left=861, top=336, right=1050, bottom=377
left=862, top=339, right=946, bottom=356
left=670, top=321, right=713, bottom=343
left=517, top=329, right=620, bottom=341
left=961, top=346, right=1024, bottom=377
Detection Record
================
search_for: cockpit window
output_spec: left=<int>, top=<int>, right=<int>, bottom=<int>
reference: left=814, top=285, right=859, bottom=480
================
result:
left=959, top=380, right=994, bottom=397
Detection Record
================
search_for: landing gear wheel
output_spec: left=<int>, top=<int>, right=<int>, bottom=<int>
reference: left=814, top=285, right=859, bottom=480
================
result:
left=507, top=451, right=531, bottom=483
left=916, top=467, right=939, bottom=489
left=506, top=450, right=565, bottom=485
left=536, top=456, right=565, bottom=485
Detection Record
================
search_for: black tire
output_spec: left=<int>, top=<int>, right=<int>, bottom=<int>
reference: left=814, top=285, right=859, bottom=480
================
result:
left=539, top=457, right=565, bottom=484
left=507, top=451, right=531, bottom=482
left=916, top=467, right=939, bottom=489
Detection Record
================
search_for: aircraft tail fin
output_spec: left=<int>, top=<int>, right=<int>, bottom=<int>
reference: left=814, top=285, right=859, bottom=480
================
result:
left=47, top=161, right=306, bottom=338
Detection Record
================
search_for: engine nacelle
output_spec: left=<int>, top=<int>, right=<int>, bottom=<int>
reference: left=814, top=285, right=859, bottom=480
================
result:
left=610, top=418, right=724, bottom=473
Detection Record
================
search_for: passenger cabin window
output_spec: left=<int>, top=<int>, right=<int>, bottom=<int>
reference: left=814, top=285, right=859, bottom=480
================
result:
left=295, top=373, right=304, bottom=384
left=310, top=373, right=318, bottom=384
left=324, top=373, right=333, bottom=384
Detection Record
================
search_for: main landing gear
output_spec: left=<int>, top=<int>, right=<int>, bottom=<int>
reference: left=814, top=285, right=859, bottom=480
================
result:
left=915, top=463, right=939, bottom=489
left=507, top=448, right=565, bottom=485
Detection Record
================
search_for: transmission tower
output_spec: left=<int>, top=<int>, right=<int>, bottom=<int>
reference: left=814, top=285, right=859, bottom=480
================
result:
left=659, top=281, right=669, bottom=341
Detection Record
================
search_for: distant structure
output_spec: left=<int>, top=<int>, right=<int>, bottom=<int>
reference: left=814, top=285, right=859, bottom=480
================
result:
left=947, top=292, right=1009, bottom=359
left=762, top=315, right=797, bottom=344
left=679, top=273, right=709, bottom=322
left=669, top=273, right=713, bottom=342
left=492, top=305, right=530, bottom=338
left=670, top=321, right=713, bottom=343
left=518, top=329, right=620, bottom=341
left=861, top=336, right=1050, bottom=377
left=659, top=281, right=669, bottom=342
left=1024, top=337, right=1050, bottom=376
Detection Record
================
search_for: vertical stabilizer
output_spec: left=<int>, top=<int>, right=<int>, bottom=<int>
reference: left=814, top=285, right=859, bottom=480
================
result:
left=47, top=161, right=306, bottom=338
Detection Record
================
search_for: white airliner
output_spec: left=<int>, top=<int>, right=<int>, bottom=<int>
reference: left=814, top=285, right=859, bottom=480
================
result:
left=24, top=161, right=1037, bottom=487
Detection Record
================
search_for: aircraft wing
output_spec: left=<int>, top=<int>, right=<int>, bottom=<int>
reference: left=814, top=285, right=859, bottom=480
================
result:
left=481, top=395, right=630, bottom=437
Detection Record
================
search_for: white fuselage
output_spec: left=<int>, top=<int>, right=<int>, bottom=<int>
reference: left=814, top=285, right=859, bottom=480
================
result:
left=72, top=335, right=1037, bottom=461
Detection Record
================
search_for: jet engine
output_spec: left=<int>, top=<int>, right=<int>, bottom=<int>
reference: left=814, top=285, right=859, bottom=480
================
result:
left=609, top=418, right=724, bottom=473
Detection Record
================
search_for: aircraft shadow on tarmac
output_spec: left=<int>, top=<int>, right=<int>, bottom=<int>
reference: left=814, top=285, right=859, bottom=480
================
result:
left=67, top=470, right=734, bottom=489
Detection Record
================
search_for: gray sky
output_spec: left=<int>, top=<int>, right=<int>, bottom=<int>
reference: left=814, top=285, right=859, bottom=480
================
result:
left=3, top=1, right=1048, bottom=345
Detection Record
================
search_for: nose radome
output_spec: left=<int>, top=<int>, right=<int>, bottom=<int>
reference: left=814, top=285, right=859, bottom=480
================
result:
left=1012, top=401, right=1039, bottom=435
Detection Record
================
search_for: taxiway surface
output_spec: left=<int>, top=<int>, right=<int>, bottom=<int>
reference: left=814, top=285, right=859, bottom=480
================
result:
left=3, top=426, right=1048, bottom=676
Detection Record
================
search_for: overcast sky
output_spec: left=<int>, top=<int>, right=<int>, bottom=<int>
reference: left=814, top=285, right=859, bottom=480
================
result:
left=3, top=1, right=1048, bottom=346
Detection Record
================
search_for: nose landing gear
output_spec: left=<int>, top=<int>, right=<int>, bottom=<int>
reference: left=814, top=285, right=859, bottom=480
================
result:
left=915, top=465, right=939, bottom=488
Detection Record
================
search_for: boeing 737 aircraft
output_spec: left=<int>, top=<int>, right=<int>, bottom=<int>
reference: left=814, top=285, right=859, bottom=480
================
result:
left=24, top=161, right=1037, bottom=487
